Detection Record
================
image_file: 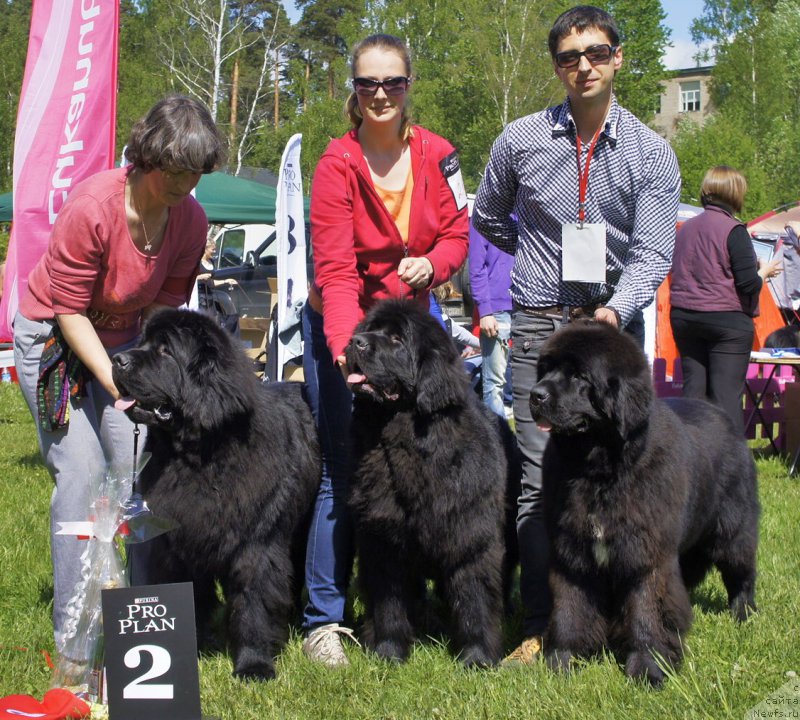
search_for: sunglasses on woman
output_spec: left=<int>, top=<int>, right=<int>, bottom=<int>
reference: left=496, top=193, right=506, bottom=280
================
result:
left=554, top=44, right=618, bottom=69
left=352, top=76, right=411, bottom=96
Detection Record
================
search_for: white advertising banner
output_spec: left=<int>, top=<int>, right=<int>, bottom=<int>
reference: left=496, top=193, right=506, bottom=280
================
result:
left=274, top=133, right=308, bottom=376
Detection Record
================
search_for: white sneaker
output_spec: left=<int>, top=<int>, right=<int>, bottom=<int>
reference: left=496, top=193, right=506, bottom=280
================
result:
left=302, top=623, right=359, bottom=667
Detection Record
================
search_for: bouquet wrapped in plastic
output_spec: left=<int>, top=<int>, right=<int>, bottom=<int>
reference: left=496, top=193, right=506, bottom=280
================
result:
left=50, top=454, right=174, bottom=705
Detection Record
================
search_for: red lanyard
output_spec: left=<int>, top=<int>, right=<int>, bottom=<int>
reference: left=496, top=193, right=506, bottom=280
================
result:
left=575, top=127, right=602, bottom=226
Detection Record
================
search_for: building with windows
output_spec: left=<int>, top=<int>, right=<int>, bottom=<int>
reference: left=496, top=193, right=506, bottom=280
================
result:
left=652, top=66, right=714, bottom=141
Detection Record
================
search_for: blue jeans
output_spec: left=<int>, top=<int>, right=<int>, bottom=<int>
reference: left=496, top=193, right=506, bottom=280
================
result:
left=479, top=311, right=511, bottom=416
left=13, top=312, right=143, bottom=653
left=302, top=304, right=355, bottom=629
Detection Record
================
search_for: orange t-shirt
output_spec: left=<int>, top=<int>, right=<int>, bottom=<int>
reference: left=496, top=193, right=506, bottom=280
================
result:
left=374, top=168, right=414, bottom=245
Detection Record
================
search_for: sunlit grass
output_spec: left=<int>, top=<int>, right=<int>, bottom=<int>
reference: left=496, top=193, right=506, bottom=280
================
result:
left=1, top=382, right=798, bottom=719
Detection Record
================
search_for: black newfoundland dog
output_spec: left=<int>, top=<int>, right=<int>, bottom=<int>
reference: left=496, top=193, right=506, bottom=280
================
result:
left=530, top=320, right=759, bottom=686
left=111, top=309, right=321, bottom=681
left=345, top=299, right=520, bottom=667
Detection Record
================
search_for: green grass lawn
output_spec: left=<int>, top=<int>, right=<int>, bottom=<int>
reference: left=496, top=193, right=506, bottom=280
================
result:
left=1, top=381, right=799, bottom=719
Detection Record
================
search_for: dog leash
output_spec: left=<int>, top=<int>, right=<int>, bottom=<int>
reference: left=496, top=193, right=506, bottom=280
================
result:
left=132, top=423, right=141, bottom=488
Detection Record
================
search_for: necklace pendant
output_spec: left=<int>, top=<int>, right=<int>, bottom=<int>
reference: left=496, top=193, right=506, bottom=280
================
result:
left=144, top=241, right=153, bottom=252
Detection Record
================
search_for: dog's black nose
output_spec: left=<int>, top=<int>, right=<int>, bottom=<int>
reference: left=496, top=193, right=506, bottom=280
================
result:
left=352, top=334, right=370, bottom=352
left=112, top=352, right=131, bottom=369
left=529, top=385, right=550, bottom=407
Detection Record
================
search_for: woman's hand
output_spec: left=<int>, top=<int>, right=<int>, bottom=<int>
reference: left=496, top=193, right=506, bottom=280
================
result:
left=480, top=315, right=499, bottom=338
left=398, top=257, right=434, bottom=289
left=55, top=313, right=120, bottom=400
left=758, top=257, right=783, bottom=281
left=336, top=355, right=350, bottom=384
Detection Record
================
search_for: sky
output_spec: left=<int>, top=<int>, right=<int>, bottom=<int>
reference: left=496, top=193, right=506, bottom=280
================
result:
left=661, top=0, right=711, bottom=70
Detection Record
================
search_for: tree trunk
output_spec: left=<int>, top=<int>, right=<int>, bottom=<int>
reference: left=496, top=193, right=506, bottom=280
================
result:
left=304, top=54, right=311, bottom=112
left=274, top=48, right=280, bottom=130
left=230, top=56, right=239, bottom=149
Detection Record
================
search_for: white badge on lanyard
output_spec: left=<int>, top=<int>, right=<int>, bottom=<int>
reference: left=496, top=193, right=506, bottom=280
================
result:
left=562, top=223, right=606, bottom=282
left=562, top=126, right=606, bottom=284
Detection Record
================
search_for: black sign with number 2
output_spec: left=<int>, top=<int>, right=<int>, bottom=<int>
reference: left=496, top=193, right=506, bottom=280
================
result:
left=102, top=582, right=202, bottom=720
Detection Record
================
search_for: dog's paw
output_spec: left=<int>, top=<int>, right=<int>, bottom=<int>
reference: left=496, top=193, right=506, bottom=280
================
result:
left=232, top=660, right=276, bottom=682
left=730, top=596, right=757, bottom=623
left=459, top=644, right=500, bottom=668
left=624, top=650, right=666, bottom=688
left=372, top=638, right=409, bottom=663
left=545, top=648, right=574, bottom=673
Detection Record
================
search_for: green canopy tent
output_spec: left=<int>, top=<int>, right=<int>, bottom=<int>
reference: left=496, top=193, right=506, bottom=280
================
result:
left=0, top=191, right=10, bottom=223
left=0, top=171, right=308, bottom=224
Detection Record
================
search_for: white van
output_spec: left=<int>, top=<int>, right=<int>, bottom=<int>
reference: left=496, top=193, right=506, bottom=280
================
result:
left=210, top=223, right=276, bottom=270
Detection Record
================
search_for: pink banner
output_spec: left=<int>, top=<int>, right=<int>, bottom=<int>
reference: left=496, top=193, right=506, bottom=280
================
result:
left=0, top=0, right=119, bottom=339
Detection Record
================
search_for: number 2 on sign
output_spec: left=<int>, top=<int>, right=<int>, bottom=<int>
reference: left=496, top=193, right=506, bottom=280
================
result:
left=123, top=645, right=174, bottom=699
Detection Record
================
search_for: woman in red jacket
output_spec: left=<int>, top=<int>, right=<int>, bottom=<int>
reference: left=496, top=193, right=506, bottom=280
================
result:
left=301, top=33, right=469, bottom=665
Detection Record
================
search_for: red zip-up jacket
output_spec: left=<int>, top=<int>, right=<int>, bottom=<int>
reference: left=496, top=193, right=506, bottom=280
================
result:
left=310, top=126, right=469, bottom=359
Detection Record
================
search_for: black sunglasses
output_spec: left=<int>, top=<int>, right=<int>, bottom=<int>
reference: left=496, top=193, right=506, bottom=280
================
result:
left=554, top=44, right=618, bottom=69
left=352, top=76, right=410, bottom=96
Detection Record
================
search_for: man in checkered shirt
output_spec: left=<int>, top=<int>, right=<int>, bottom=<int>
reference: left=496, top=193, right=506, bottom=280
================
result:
left=473, top=4, right=680, bottom=664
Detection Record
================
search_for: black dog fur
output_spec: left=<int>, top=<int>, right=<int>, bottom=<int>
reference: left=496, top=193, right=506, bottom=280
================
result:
left=111, top=309, right=321, bottom=681
left=764, top=324, right=800, bottom=348
left=530, top=320, right=759, bottom=686
left=345, top=299, right=520, bottom=667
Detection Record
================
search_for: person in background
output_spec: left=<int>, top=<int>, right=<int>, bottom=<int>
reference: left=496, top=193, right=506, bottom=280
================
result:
left=430, top=280, right=481, bottom=356
left=12, top=94, right=224, bottom=655
left=472, top=5, right=681, bottom=664
left=302, top=33, right=469, bottom=666
left=200, top=235, right=216, bottom=272
left=429, top=281, right=482, bottom=391
left=670, top=165, right=782, bottom=431
left=771, top=222, right=800, bottom=324
left=469, top=221, right=513, bottom=417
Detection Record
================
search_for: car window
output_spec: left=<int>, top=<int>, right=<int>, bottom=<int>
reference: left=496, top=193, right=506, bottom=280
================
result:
left=219, top=229, right=246, bottom=268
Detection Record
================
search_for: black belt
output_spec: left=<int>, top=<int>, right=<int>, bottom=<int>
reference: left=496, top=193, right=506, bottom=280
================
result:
left=515, top=300, right=608, bottom=323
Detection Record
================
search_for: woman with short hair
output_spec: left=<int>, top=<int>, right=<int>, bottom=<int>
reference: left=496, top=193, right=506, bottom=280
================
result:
left=670, top=165, right=783, bottom=430
left=13, top=94, right=224, bottom=654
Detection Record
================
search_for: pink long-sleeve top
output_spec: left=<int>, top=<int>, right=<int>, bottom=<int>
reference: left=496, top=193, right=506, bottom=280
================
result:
left=20, top=167, right=208, bottom=347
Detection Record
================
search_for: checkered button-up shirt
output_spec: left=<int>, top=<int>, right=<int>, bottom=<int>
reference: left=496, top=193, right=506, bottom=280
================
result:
left=473, top=96, right=680, bottom=325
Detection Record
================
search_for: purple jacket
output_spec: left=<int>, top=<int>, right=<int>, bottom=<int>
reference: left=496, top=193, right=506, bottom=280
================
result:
left=468, top=221, right=513, bottom=317
left=670, top=204, right=759, bottom=316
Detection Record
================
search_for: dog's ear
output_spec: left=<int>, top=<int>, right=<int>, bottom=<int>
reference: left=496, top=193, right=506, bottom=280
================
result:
left=414, top=340, right=468, bottom=414
left=603, top=373, right=652, bottom=437
left=180, top=322, right=254, bottom=432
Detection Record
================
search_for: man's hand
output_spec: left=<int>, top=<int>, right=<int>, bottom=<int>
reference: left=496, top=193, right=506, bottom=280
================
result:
left=593, top=306, right=619, bottom=329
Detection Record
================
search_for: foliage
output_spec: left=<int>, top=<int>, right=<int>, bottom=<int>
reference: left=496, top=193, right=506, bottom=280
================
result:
left=116, top=1, right=173, bottom=159
left=603, top=0, right=672, bottom=124
left=10, top=0, right=800, bottom=220
left=1, top=381, right=799, bottom=717
left=0, top=0, right=31, bottom=192
left=248, top=94, right=349, bottom=184
left=672, top=114, right=772, bottom=217
left=675, top=0, right=800, bottom=217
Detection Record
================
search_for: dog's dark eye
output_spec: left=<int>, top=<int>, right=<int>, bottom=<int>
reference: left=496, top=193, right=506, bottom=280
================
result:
left=390, top=334, right=402, bottom=344
left=158, top=344, right=171, bottom=357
